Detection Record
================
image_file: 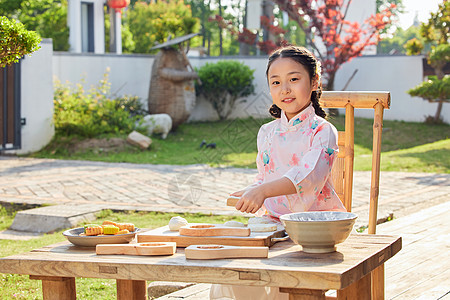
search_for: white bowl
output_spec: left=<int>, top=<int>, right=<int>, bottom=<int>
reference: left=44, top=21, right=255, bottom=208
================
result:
left=280, top=211, right=357, bottom=253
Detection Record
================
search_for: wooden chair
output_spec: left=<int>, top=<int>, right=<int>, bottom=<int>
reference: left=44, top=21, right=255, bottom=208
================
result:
left=320, top=91, right=391, bottom=299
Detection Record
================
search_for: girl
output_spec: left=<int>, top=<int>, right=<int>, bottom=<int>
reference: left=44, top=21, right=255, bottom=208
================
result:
left=233, top=45, right=346, bottom=217
left=210, top=46, right=346, bottom=300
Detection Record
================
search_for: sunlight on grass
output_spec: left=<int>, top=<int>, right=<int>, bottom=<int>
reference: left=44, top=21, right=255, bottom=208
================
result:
left=222, top=152, right=257, bottom=168
left=355, top=139, right=450, bottom=173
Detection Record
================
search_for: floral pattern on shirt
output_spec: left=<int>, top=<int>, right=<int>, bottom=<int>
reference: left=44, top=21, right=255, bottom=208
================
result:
left=252, top=104, right=346, bottom=218
left=261, top=150, right=276, bottom=174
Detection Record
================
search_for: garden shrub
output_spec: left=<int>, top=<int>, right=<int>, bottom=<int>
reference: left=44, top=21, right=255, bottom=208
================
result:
left=53, top=72, right=146, bottom=138
left=195, top=60, right=255, bottom=120
left=0, top=16, right=41, bottom=67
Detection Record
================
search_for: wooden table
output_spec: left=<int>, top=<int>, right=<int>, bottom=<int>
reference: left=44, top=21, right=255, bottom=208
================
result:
left=0, top=234, right=401, bottom=300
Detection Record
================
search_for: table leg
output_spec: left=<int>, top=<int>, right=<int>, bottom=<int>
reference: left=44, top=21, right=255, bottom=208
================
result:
left=116, top=279, right=147, bottom=300
left=371, top=264, right=385, bottom=300
left=336, top=272, right=371, bottom=300
left=30, top=275, right=76, bottom=300
left=279, top=288, right=326, bottom=299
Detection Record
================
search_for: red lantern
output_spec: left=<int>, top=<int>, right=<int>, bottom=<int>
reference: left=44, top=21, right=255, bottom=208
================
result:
left=107, top=0, right=130, bottom=13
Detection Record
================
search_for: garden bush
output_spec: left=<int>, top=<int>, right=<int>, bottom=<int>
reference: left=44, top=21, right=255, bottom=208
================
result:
left=0, top=16, right=41, bottom=67
left=53, top=72, right=146, bottom=138
left=195, top=60, right=255, bottom=120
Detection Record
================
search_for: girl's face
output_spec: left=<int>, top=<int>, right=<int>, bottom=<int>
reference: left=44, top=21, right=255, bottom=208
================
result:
left=268, top=57, right=318, bottom=121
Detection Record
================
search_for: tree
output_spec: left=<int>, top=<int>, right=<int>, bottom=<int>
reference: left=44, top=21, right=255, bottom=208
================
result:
left=125, top=0, right=200, bottom=54
left=17, top=0, right=69, bottom=51
left=0, top=0, right=25, bottom=17
left=0, top=16, right=41, bottom=68
left=406, top=1, right=449, bottom=123
left=1, top=0, right=70, bottom=51
left=378, top=26, right=428, bottom=55
left=198, top=0, right=245, bottom=56
left=187, top=0, right=216, bottom=54
left=408, top=74, right=450, bottom=122
left=213, top=0, right=395, bottom=92
left=376, top=0, right=404, bottom=34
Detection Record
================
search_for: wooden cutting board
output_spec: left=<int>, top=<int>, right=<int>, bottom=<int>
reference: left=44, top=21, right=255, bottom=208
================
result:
left=137, top=224, right=287, bottom=247
left=96, top=242, right=176, bottom=256
left=185, top=245, right=268, bottom=260
left=179, top=224, right=250, bottom=237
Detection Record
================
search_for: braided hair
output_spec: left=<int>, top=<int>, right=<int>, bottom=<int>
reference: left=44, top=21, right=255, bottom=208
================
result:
left=266, top=46, right=326, bottom=119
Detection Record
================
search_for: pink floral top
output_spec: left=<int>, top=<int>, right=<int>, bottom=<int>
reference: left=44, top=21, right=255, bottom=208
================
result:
left=253, top=104, right=346, bottom=219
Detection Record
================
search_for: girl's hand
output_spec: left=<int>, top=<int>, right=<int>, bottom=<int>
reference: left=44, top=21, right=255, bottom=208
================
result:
left=234, top=186, right=266, bottom=214
left=230, top=190, right=245, bottom=197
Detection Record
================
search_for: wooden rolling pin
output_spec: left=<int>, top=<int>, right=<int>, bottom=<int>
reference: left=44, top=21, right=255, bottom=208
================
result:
left=185, top=244, right=268, bottom=260
left=227, top=196, right=240, bottom=207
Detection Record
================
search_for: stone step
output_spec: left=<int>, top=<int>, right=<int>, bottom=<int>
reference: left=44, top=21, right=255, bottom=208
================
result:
left=9, top=204, right=102, bottom=233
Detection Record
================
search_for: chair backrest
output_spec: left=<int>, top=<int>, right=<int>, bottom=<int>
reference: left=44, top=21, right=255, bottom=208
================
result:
left=319, top=91, right=391, bottom=234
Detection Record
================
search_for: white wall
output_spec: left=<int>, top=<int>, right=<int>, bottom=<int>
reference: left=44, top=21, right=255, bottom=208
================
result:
left=53, top=52, right=152, bottom=104
left=12, top=39, right=55, bottom=155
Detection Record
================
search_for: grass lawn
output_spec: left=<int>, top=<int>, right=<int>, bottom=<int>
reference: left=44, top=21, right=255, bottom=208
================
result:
left=32, top=116, right=450, bottom=173
left=0, top=208, right=248, bottom=299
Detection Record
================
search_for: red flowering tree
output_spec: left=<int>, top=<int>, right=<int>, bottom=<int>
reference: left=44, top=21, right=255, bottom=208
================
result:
left=212, top=0, right=396, bottom=91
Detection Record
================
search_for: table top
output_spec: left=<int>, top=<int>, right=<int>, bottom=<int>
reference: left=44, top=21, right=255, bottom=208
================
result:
left=0, top=233, right=401, bottom=291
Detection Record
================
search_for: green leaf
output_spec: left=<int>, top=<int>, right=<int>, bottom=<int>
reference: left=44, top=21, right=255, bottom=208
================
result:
left=0, top=16, right=41, bottom=67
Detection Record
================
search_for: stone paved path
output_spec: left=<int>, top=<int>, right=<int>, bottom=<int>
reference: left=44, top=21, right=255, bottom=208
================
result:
left=0, top=157, right=449, bottom=228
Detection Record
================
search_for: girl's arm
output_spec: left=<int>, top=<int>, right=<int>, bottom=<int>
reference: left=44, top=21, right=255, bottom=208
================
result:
left=234, top=122, right=339, bottom=214
left=233, top=177, right=296, bottom=214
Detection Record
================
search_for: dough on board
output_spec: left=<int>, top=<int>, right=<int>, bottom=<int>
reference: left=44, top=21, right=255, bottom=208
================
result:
left=248, top=224, right=277, bottom=232
left=224, top=220, right=245, bottom=227
left=168, top=216, right=188, bottom=231
left=248, top=217, right=273, bottom=225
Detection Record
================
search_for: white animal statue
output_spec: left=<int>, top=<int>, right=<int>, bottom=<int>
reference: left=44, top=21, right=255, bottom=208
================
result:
left=141, top=114, right=172, bottom=139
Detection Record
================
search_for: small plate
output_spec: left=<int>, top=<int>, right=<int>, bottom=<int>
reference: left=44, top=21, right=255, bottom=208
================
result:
left=63, top=227, right=140, bottom=247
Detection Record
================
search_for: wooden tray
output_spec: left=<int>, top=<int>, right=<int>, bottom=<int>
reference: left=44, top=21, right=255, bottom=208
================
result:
left=179, top=224, right=250, bottom=237
left=185, top=245, right=268, bottom=260
left=137, top=224, right=288, bottom=247
left=96, top=242, right=176, bottom=256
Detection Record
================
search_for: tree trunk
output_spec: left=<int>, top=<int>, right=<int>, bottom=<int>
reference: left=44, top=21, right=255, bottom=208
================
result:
left=219, top=0, right=223, bottom=56
left=326, top=72, right=335, bottom=91
left=240, top=0, right=250, bottom=55
left=433, top=66, right=444, bottom=122
left=201, top=2, right=206, bottom=48
left=325, top=71, right=339, bottom=117
left=262, top=0, right=274, bottom=44
left=240, top=43, right=250, bottom=55
left=434, top=100, right=443, bottom=123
